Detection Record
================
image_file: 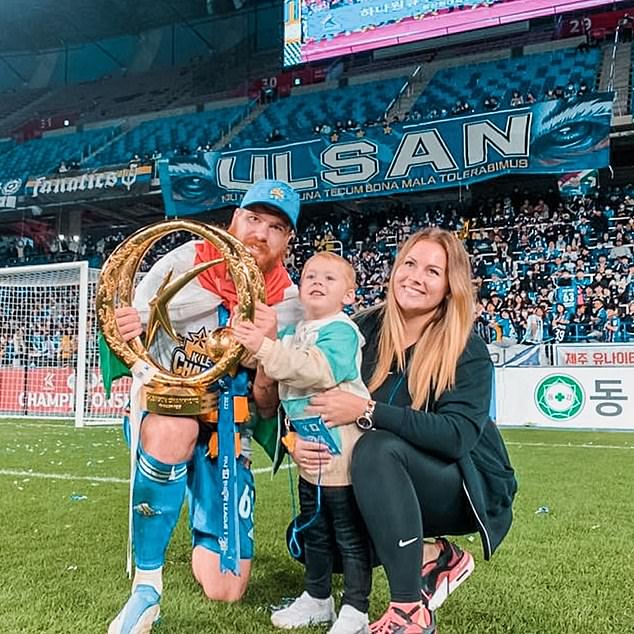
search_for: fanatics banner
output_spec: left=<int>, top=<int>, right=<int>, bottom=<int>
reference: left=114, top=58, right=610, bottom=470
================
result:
left=24, top=163, right=153, bottom=204
left=159, top=93, right=613, bottom=216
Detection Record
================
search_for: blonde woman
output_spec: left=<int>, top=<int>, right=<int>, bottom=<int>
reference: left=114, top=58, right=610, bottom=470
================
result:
left=295, top=228, right=517, bottom=633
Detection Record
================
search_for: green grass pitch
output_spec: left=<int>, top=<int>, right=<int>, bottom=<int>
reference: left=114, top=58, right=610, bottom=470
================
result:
left=1, top=419, right=633, bottom=633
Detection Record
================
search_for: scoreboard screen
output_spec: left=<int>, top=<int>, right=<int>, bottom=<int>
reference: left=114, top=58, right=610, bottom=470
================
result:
left=283, top=0, right=625, bottom=67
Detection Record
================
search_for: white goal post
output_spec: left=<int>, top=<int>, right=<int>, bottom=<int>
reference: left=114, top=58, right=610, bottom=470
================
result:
left=0, top=261, right=129, bottom=426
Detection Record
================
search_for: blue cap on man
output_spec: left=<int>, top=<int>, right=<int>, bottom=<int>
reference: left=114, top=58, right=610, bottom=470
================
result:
left=240, top=179, right=300, bottom=230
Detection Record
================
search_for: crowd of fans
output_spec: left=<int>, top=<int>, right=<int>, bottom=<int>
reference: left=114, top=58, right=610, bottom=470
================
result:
left=447, top=78, right=590, bottom=120
left=0, top=286, right=80, bottom=367
left=285, top=185, right=633, bottom=345
left=467, top=187, right=633, bottom=344
left=0, top=184, right=632, bottom=364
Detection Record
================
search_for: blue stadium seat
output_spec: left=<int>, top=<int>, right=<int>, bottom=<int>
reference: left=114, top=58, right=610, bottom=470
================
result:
left=0, top=127, right=118, bottom=182
left=415, top=48, right=602, bottom=115
left=88, top=105, right=248, bottom=166
left=231, top=77, right=407, bottom=147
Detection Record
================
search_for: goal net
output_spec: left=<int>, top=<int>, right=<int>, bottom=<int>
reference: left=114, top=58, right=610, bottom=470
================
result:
left=0, top=262, right=129, bottom=426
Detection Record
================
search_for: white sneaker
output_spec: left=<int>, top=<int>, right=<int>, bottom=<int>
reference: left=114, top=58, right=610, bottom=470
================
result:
left=327, top=605, right=370, bottom=634
left=271, top=591, right=336, bottom=629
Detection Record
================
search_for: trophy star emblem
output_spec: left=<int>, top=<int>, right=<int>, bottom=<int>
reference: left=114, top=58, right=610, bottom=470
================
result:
left=183, top=327, right=209, bottom=357
left=145, top=257, right=224, bottom=349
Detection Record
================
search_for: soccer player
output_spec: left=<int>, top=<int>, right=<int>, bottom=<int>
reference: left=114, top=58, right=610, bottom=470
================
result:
left=106, top=179, right=303, bottom=634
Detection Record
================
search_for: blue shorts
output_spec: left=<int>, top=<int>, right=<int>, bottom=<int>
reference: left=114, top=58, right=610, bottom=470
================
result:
left=187, top=441, right=255, bottom=560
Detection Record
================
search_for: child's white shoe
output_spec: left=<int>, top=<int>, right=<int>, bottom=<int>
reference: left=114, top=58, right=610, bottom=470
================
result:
left=327, top=604, right=370, bottom=634
left=271, top=591, right=336, bottom=629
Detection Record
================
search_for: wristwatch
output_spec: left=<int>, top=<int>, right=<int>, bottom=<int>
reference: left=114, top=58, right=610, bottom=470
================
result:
left=356, top=399, right=376, bottom=430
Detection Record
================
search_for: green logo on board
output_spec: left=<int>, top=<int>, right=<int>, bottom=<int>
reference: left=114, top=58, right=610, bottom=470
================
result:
left=534, top=374, right=585, bottom=421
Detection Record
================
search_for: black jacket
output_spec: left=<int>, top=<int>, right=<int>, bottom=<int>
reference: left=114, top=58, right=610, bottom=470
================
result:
left=354, top=307, right=517, bottom=559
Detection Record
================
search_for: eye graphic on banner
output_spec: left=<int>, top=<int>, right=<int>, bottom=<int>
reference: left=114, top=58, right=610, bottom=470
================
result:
left=1, top=179, right=22, bottom=196
left=530, top=98, right=611, bottom=166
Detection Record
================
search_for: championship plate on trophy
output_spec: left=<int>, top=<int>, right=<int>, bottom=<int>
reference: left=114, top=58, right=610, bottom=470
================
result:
left=96, top=219, right=265, bottom=415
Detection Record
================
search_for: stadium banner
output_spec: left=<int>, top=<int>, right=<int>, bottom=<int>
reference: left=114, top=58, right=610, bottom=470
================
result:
left=23, top=163, right=153, bottom=205
left=557, top=169, right=599, bottom=197
left=554, top=344, right=634, bottom=368
left=0, top=178, right=23, bottom=211
left=158, top=93, right=613, bottom=215
left=487, top=343, right=543, bottom=367
left=0, top=367, right=130, bottom=416
left=495, top=367, right=634, bottom=430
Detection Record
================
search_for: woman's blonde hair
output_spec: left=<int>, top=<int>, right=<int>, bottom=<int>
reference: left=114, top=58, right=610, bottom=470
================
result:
left=368, top=228, right=475, bottom=409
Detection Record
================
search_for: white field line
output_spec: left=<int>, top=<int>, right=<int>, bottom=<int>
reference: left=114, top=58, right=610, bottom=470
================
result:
left=505, top=441, right=634, bottom=450
left=0, top=462, right=295, bottom=484
left=2, top=421, right=76, bottom=429
left=2, top=441, right=633, bottom=484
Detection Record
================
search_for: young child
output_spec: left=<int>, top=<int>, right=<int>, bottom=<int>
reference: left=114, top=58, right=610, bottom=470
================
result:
left=234, top=252, right=372, bottom=634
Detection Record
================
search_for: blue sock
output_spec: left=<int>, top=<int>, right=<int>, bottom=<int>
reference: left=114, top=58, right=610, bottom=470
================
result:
left=132, top=445, right=188, bottom=571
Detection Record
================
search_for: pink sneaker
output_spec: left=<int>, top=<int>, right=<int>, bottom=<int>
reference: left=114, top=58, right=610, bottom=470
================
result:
left=369, top=603, right=436, bottom=634
left=421, top=538, right=474, bottom=610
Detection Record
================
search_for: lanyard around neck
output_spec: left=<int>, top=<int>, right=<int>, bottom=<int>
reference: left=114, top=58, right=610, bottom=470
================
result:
left=387, top=372, right=405, bottom=405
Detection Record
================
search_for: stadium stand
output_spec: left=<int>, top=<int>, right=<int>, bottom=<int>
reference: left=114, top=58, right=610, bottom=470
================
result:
left=1, top=3, right=633, bottom=360
left=0, top=126, right=119, bottom=183
left=230, top=75, right=408, bottom=147
left=414, top=47, right=602, bottom=116
left=1, top=184, right=632, bottom=347
left=86, top=103, right=250, bottom=166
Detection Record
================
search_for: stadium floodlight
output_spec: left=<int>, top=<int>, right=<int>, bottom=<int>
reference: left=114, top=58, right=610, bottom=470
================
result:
left=0, top=262, right=128, bottom=427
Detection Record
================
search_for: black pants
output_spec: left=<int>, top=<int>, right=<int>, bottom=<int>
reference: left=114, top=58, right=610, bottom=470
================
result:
left=351, top=430, right=477, bottom=603
left=298, top=477, right=372, bottom=613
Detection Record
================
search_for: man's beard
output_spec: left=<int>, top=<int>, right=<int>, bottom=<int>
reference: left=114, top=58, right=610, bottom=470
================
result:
left=243, top=238, right=279, bottom=273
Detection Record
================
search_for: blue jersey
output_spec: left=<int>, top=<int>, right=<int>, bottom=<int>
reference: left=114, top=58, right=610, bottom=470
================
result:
left=604, top=316, right=621, bottom=342
left=555, top=282, right=577, bottom=315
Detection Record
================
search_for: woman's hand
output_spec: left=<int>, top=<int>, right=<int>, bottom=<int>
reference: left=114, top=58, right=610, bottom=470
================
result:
left=307, top=388, right=370, bottom=427
left=291, top=436, right=332, bottom=474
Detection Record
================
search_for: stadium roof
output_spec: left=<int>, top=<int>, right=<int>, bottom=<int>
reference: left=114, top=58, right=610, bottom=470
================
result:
left=0, top=0, right=229, bottom=54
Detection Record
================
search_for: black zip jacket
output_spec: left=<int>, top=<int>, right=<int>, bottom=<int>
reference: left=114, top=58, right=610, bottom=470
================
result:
left=354, top=307, right=517, bottom=559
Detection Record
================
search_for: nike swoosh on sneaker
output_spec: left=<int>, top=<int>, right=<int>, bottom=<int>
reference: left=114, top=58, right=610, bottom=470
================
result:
left=398, top=537, right=418, bottom=547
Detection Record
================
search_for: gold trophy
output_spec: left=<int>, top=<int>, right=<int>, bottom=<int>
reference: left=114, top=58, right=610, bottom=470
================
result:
left=96, top=219, right=265, bottom=416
